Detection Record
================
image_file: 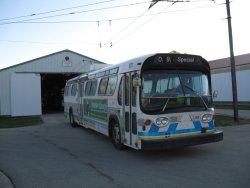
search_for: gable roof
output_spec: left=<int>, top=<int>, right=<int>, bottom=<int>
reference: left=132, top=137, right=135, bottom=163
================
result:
left=0, top=49, right=105, bottom=72
left=209, top=53, right=250, bottom=70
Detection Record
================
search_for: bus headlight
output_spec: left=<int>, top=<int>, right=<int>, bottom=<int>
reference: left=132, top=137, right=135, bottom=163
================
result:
left=201, top=114, right=213, bottom=123
left=155, top=117, right=169, bottom=127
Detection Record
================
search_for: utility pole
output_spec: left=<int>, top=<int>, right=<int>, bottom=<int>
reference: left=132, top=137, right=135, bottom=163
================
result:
left=225, top=0, right=239, bottom=122
left=148, top=0, right=239, bottom=121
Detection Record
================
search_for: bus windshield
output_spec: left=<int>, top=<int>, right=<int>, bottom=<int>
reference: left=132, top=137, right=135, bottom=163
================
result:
left=141, top=70, right=212, bottom=114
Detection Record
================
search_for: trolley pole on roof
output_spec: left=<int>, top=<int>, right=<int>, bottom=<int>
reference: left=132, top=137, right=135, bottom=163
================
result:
left=225, top=0, right=238, bottom=122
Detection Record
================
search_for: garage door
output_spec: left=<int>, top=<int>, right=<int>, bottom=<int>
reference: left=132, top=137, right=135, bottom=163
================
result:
left=11, top=73, right=41, bottom=116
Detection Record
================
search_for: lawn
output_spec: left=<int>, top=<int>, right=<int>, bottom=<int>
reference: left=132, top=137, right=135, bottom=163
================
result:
left=0, top=114, right=248, bottom=129
left=0, top=116, right=43, bottom=128
left=215, top=115, right=250, bottom=126
left=214, top=104, right=250, bottom=110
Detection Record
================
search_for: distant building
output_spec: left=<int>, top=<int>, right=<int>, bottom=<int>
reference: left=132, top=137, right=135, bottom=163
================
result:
left=209, top=53, right=250, bottom=103
left=0, top=49, right=107, bottom=116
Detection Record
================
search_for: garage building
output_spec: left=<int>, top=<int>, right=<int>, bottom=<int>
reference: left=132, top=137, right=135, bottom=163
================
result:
left=0, top=49, right=106, bottom=116
left=209, top=53, right=250, bottom=104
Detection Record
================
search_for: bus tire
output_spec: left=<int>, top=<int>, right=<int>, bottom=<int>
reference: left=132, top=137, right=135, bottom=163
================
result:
left=69, top=110, right=77, bottom=127
left=111, top=120, right=125, bottom=150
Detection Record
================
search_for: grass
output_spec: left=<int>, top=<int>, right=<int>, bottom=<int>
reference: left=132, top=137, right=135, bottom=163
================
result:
left=214, top=104, right=250, bottom=110
left=0, top=116, right=43, bottom=128
left=215, top=115, right=250, bottom=126
left=0, top=114, right=249, bottom=129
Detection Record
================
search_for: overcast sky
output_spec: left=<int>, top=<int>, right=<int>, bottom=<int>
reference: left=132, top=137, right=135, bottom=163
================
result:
left=0, top=0, right=249, bottom=69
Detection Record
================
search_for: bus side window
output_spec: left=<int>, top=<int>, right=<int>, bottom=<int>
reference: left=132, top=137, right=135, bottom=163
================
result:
left=98, top=77, right=109, bottom=95
left=81, top=83, right=85, bottom=97
left=90, top=80, right=97, bottom=96
left=118, top=77, right=123, bottom=105
left=85, top=80, right=97, bottom=96
left=85, top=81, right=91, bottom=96
left=79, top=82, right=84, bottom=97
left=106, top=76, right=117, bottom=95
left=71, top=84, right=77, bottom=96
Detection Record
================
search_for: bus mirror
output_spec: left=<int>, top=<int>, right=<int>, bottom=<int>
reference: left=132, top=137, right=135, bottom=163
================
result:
left=133, top=75, right=141, bottom=87
left=213, top=90, right=218, bottom=99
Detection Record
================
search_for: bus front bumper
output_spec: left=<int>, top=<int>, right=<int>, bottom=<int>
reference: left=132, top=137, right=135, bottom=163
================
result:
left=141, top=130, right=223, bottom=150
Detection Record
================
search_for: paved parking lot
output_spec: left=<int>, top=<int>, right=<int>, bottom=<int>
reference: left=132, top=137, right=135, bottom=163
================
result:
left=0, top=113, right=250, bottom=188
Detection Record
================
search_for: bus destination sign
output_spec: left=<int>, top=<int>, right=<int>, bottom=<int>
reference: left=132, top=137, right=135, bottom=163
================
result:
left=154, top=55, right=199, bottom=64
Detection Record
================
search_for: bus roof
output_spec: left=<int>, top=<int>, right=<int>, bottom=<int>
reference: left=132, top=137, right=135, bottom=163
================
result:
left=65, top=53, right=208, bottom=84
left=86, top=54, right=155, bottom=77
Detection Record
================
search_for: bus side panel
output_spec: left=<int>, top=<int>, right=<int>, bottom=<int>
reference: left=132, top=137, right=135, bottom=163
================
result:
left=80, top=98, right=109, bottom=136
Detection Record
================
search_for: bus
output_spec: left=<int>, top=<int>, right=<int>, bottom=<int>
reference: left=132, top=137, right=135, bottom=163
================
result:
left=64, top=53, right=223, bottom=150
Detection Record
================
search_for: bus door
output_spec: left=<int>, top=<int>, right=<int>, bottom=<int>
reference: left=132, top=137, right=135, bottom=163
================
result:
left=79, top=82, right=85, bottom=125
left=123, top=72, right=138, bottom=148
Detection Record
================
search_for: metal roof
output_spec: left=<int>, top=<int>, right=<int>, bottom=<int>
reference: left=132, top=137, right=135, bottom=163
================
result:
left=0, top=49, right=105, bottom=72
left=209, top=53, right=250, bottom=70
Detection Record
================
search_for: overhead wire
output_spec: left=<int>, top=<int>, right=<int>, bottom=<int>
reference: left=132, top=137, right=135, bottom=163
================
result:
left=93, top=2, right=179, bottom=56
left=97, top=21, right=102, bottom=48
left=0, top=0, right=223, bottom=25
left=1, top=0, right=230, bottom=47
left=0, top=39, right=97, bottom=45
left=91, top=3, right=152, bottom=53
left=114, top=2, right=177, bottom=45
left=7, top=1, right=224, bottom=24
left=92, top=0, right=225, bottom=55
left=109, top=9, right=149, bottom=43
left=0, top=0, right=118, bottom=22
left=0, top=1, right=151, bottom=25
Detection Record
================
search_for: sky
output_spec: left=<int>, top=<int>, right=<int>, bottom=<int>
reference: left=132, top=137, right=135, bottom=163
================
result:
left=0, top=0, right=249, bottom=69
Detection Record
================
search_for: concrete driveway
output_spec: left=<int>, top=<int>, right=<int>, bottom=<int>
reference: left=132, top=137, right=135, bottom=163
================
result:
left=0, top=113, right=250, bottom=188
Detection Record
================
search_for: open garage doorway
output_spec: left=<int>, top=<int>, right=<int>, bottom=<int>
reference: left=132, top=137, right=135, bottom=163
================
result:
left=41, top=73, right=79, bottom=113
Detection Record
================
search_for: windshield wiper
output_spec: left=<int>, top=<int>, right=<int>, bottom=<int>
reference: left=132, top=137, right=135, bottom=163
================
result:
left=162, top=98, right=170, bottom=112
left=182, top=84, right=209, bottom=110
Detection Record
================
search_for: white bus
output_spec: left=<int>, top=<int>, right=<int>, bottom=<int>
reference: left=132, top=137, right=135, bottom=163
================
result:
left=64, top=53, right=223, bottom=150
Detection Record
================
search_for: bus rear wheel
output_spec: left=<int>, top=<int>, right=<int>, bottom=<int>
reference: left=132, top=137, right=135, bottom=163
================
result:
left=69, top=111, right=77, bottom=127
left=111, top=121, right=125, bottom=150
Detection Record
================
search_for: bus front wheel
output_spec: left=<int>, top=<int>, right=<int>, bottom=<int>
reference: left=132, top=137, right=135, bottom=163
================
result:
left=111, top=121, right=124, bottom=150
